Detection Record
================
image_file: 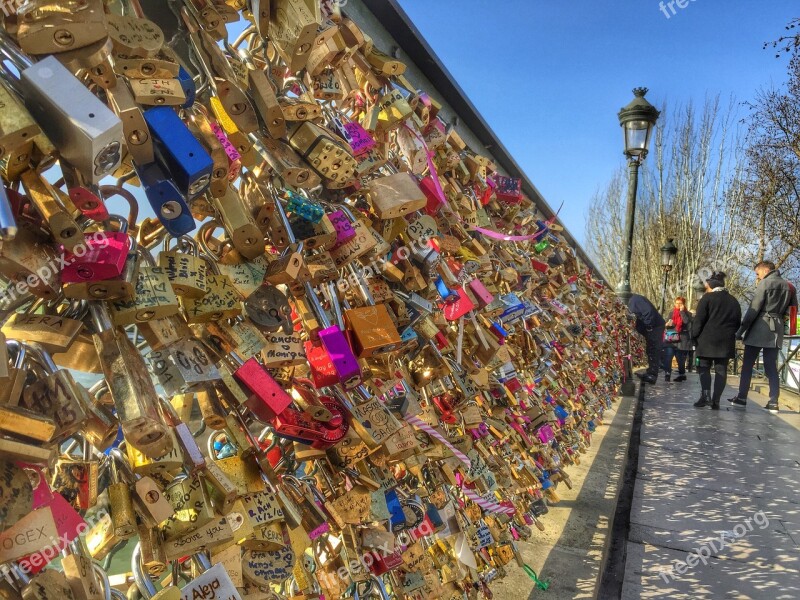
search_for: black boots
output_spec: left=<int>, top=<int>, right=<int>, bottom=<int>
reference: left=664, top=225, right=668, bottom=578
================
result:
left=694, top=390, right=711, bottom=408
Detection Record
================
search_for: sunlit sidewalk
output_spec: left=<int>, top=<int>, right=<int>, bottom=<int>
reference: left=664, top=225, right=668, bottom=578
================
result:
left=622, top=374, right=800, bottom=599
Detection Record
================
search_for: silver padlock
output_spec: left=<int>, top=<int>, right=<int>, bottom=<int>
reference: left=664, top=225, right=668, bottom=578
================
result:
left=0, top=30, right=124, bottom=183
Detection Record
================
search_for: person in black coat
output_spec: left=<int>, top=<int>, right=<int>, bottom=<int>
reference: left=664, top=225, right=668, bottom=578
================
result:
left=628, top=293, right=666, bottom=384
left=690, top=272, right=742, bottom=409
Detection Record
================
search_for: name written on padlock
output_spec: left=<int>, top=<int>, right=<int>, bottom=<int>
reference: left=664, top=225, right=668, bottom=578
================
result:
left=260, top=332, right=304, bottom=367
left=180, top=563, right=242, bottom=600
left=240, top=491, right=284, bottom=528
left=242, top=547, right=295, bottom=585
left=0, top=506, right=58, bottom=563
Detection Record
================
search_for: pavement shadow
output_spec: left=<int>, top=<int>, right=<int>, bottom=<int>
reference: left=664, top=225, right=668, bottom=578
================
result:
left=529, top=389, right=639, bottom=600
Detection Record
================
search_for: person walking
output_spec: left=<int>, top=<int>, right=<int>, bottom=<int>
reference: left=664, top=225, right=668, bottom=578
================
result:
left=628, top=293, right=666, bottom=385
left=662, top=296, right=693, bottom=382
left=691, top=272, right=741, bottom=409
left=728, top=261, right=798, bottom=412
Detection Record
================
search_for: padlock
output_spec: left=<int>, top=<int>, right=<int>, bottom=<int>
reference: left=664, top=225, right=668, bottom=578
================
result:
left=269, top=0, right=321, bottom=72
left=135, top=160, right=196, bottom=237
left=8, top=563, right=77, bottom=600
left=50, top=437, right=100, bottom=511
left=159, top=235, right=208, bottom=298
left=0, top=340, right=28, bottom=406
left=343, top=266, right=403, bottom=358
left=286, top=120, right=357, bottom=188
left=110, top=245, right=180, bottom=325
left=184, top=13, right=259, bottom=135
left=131, top=543, right=182, bottom=600
left=106, top=454, right=137, bottom=541
left=186, top=105, right=235, bottom=200
left=365, top=170, right=427, bottom=220
left=244, top=282, right=294, bottom=333
left=0, top=32, right=123, bottom=183
left=2, top=301, right=83, bottom=355
left=61, top=540, right=105, bottom=600
left=0, top=80, right=41, bottom=164
left=19, top=168, right=84, bottom=252
left=18, top=342, right=93, bottom=443
left=253, top=138, right=322, bottom=189
left=279, top=80, right=323, bottom=124
left=143, top=105, right=214, bottom=198
left=90, top=302, right=172, bottom=459
left=212, top=185, right=264, bottom=259
left=180, top=254, right=243, bottom=323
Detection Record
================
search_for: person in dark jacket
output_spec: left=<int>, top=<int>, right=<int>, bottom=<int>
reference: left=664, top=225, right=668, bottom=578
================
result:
left=691, top=272, right=741, bottom=409
left=662, top=296, right=693, bottom=382
left=628, top=293, right=666, bottom=384
left=728, top=262, right=799, bottom=412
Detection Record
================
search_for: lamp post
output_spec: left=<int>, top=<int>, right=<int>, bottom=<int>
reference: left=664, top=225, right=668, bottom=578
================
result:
left=617, top=88, right=660, bottom=397
left=616, top=88, right=661, bottom=304
left=692, top=278, right=706, bottom=307
left=659, top=238, right=678, bottom=313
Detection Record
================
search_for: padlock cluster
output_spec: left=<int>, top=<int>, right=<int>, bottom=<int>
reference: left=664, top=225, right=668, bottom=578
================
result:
left=0, top=1, right=643, bottom=599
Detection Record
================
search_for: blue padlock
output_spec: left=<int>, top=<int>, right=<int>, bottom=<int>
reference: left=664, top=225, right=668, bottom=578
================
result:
left=135, top=161, right=196, bottom=237
left=177, top=66, right=196, bottom=108
left=385, top=489, right=405, bottom=532
left=143, top=106, right=213, bottom=198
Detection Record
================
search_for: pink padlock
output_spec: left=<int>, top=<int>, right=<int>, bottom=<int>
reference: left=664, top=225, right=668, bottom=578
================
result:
left=441, top=289, right=476, bottom=321
left=419, top=175, right=446, bottom=215
left=69, top=186, right=109, bottom=221
left=62, top=219, right=132, bottom=283
left=468, top=278, right=495, bottom=308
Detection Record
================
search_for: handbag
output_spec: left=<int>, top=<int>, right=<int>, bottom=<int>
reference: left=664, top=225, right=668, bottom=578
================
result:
left=663, top=329, right=680, bottom=343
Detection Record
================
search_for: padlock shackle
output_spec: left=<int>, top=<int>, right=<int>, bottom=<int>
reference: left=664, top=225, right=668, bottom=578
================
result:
left=131, top=543, right=158, bottom=599
left=303, top=283, right=331, bottom=328
left=272, top=192, right=297, bottom=245
left=100, top=186, right=139, bottom=230
left=0, top=28, right=33, bottom=70
left=325, top=282, right=345, bottom=330
left=347, top=264, right=375, bottom=305
left=23, top=342, right=58, bottom=374
left=0, top=65, right=25, bottom=98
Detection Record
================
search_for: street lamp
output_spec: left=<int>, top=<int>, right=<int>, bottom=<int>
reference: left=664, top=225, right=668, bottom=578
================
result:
left=692, top=278, right=706, bottom=306
left=616, top=88, right=661, bottom=304
left=659, top=238, right=678, bottom=313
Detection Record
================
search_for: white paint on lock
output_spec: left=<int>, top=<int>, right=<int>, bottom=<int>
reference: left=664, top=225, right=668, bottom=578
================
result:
left=180, top=563, right=242, bottom=600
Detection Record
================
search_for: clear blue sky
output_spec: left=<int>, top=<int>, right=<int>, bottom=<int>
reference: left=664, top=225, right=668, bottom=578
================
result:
left=395, top=0, right=798, bottom=245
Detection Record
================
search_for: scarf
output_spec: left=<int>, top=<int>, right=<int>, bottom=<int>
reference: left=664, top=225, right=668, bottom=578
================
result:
left=671, top=308, right=683, bottom=333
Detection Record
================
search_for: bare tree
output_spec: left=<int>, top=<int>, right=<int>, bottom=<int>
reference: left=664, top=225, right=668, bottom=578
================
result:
left=586, top=97, right=744, bottom=311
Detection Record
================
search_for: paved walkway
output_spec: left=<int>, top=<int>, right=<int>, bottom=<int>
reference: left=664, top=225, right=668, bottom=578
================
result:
left=622, top=374, right=800, bottom=599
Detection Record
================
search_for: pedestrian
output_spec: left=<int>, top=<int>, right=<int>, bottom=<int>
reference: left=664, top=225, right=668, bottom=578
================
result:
left=728, top=261, right=798, bottom=412
left=627, top=293, right=666, bottom=385
left=691, top=272, right=741, bottom=409
left=662, top=296, right=693, bottom=382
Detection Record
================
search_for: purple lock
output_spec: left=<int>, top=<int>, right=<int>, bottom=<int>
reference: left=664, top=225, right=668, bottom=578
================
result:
left=537, top=424, right=555, bottom=444
left=329, top=209, right=357, bottom=247
left=319, top=325, right=362, bottom=389
left=344, top=121, right=376, bottom=156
